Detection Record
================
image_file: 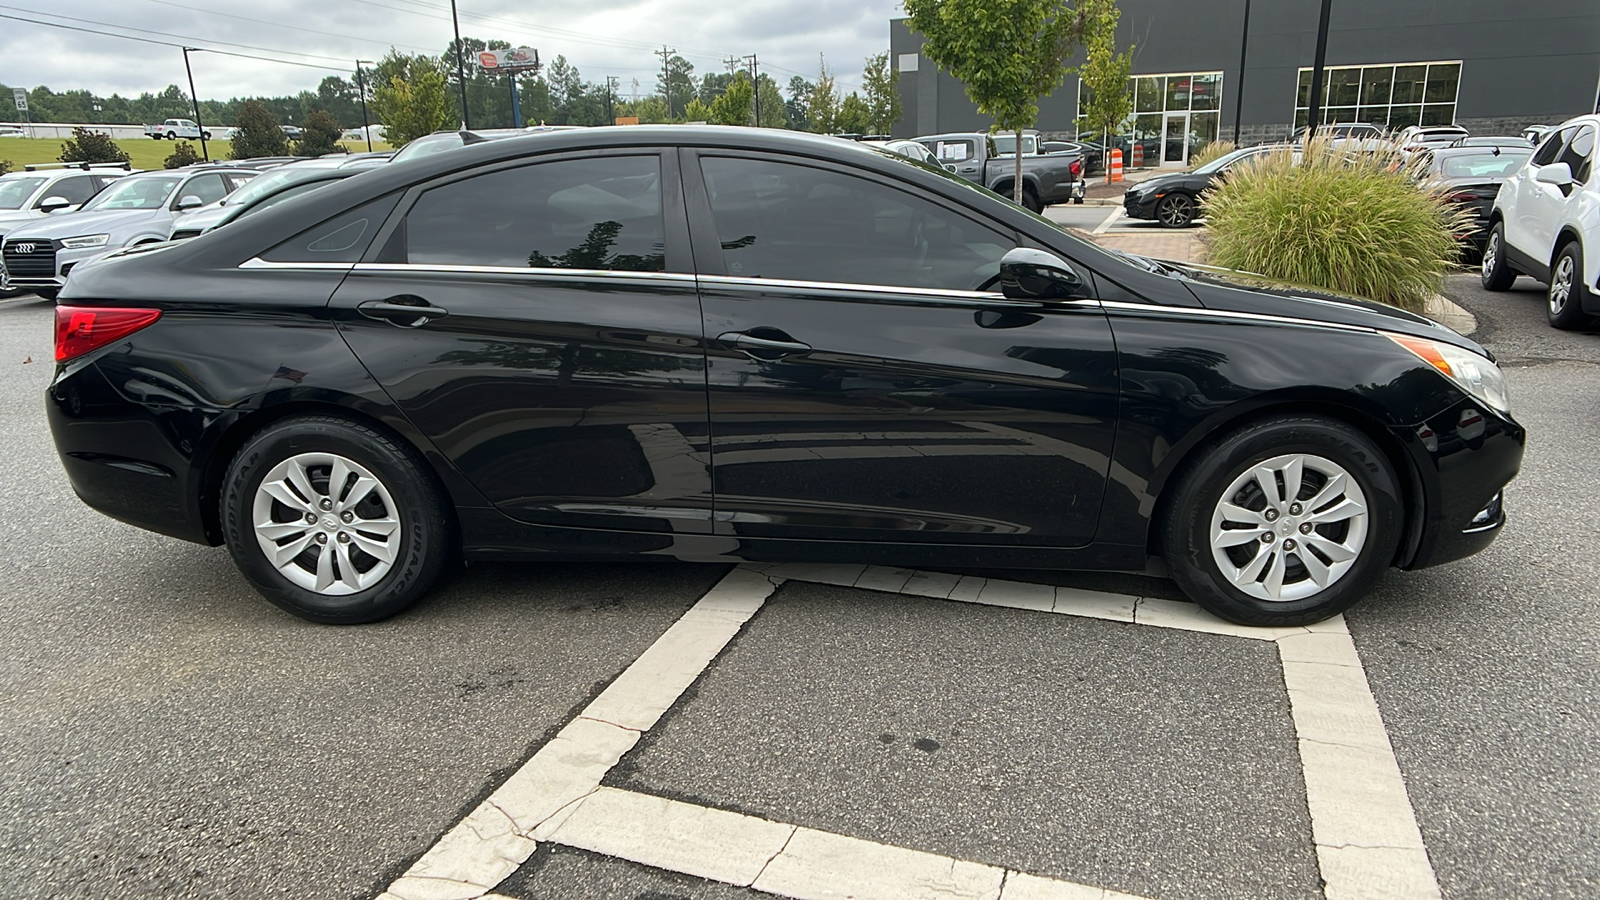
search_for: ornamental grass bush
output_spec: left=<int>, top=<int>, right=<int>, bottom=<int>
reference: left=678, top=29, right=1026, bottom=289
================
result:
left=1188, top=139, right=1235, bottom=169
left=1202, top=136, right=1466, bottom=312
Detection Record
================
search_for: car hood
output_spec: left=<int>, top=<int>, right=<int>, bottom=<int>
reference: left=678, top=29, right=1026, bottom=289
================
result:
left=0, top=209, right=42, bottom=233
left=1168, top=261, right=1487, bottom=354
left=1127, top=171, right=1206, bottom=193
left=173, top=206, right=230, bottom=233
left=5, top=207, right=166, bottom=240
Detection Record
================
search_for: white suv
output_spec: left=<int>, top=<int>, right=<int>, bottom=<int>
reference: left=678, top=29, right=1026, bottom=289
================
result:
left=1481, top=114, right=1600, bottom=329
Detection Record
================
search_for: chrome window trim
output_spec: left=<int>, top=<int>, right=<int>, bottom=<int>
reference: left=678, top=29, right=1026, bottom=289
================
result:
left=696, top=273, right=1031, bottom=305
left=349, top=262, right=697, bottom=284
left=238, top=257, right=356, bottom=271
left=1098, top=299, right=1377, bottom=334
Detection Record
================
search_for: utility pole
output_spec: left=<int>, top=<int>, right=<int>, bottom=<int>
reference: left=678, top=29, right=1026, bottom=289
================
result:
left=749, top=54, right=760, bottom=127
left=181, top=47, right=209, bottom=161
left=606, top=76, right=618, bottom=124
left=656, top=46, right=677, bottom=118
left=1232, top=0, right=1251, bottom=145
left=355, top=60, right=374, bottom=152
left=1305, top=0, right=1333, bottom=139
left=449, top=0, right=471, bottom=129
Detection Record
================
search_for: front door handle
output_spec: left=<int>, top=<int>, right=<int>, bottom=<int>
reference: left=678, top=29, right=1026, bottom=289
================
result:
left=718, top=330, right=812, bottom=360
left=357, top=298, right=450, bottom=328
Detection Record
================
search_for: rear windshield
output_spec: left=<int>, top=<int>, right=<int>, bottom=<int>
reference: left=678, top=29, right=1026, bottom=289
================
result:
left=0, top=176, right=46, bottom=210
left=82, top=176, right=183, bottom=211
left=1439, top=150, right=1530, bottom=178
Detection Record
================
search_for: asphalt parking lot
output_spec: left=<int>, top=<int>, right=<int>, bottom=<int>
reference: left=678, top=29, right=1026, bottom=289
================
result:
left=1, top=274, right=1596, bottom=899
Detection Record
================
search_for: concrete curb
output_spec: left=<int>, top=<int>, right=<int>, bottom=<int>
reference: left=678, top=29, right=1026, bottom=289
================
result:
left=1424, top=293, right=1477, bottom=337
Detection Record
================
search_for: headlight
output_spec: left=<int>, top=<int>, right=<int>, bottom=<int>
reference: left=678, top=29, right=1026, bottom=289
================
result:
left=60, top=234, right=110, bottom=249
left=1386, top=333, right=1510, bottom=415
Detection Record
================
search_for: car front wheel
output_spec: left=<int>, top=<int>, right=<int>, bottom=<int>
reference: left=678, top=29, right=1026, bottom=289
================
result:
left=1162, top=416, right=1402, bottom=626
left=1156, top=192, right=1196, bottom=228
left=1547, top=241, right=1592, bottom=330
left=222, top=415, right=451, bottom=623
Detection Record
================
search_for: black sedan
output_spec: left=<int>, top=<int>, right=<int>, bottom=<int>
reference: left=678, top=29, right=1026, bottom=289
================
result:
left=1414, top=145, right=1532, bottom=258
left=1123, top=144, right=1294, bottom=228
left=48, top=126, right=1522, bottom=627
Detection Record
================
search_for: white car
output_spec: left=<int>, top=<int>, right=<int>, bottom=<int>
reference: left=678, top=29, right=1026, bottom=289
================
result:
left=1481, top=114, right=1600, bottom=330
left=0, top=125, right=27, bottom=138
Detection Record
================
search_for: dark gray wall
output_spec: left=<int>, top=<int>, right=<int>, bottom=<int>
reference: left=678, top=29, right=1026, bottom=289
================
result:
left=892, top=0, right=1600, bottom=140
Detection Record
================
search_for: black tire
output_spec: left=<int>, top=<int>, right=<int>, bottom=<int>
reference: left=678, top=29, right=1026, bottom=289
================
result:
left=1161, top=416, right=1403, bottom=626
left=165, top=131, right=176, bottom=140
left=1480, top=222, right=1516, bottom=291
left=1546, top=241, right=1592, bottom=331
left=1156, top=192, right=1196, bottom=228
left=201, top=131, right=212, bottom=140
left=32, top=288, right=58, bottom=301
left=222, top=415, right=451, bottom=624
left=1021, top=187, right=1043, bottom=214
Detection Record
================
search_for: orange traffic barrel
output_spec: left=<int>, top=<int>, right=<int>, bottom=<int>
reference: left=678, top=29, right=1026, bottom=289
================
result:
left=1110, top=148, right=1124, bottom=182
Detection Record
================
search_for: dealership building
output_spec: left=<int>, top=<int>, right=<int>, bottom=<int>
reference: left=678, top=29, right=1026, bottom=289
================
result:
left=890, top=0, right=1600, bottom=168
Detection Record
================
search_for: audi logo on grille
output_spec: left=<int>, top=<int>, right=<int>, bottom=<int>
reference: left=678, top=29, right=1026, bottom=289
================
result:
left=11, top=242, right=35, bottom=254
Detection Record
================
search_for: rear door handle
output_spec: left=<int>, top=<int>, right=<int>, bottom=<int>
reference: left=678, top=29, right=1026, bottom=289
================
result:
left=718, top=330, right=812, bottom=359
left=357, top=299, right=450, bottom=327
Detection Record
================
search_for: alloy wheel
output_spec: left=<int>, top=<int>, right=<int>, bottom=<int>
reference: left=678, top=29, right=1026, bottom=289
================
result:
left=1550, top=255, right=1574, bottom=317
left=251, top=451, right=402, bottom=595
left=1208, top=453, right=1369, bottom=602
left=1482, top=233, right=1499, bottom=280
left=1158, top=194, right=1194, bottom=228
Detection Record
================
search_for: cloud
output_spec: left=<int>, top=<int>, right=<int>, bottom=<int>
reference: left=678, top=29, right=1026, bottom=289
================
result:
left=0, top=0, right=902, bottom=101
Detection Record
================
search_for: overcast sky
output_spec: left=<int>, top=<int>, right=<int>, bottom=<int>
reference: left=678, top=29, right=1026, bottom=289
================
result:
left=0, top=0, right=907, bottom=101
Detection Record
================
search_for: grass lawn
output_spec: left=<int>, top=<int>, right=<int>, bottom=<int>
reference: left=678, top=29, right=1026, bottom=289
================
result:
left=0, top=137, right=393, bottom=172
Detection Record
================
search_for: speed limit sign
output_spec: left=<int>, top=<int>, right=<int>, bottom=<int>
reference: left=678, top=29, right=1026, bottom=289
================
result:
left=12, top=88, right=25, bottom=112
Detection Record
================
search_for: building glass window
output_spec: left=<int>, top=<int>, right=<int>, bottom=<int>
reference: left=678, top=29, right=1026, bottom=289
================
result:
left=1294, top=62, right=1461, bottom=131
left=1077, top=71, right=1224, bottom=168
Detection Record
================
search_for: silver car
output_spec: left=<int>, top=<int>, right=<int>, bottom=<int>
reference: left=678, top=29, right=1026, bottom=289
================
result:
left=0, top=164, right=133, bottom=292
left=1, top=166, right=255, bottom=298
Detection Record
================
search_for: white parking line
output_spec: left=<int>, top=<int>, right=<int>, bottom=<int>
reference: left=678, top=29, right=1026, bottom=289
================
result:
left=379, top=564, right=1439, bottom=900
left=1092, top=207, right=1123, bottom=234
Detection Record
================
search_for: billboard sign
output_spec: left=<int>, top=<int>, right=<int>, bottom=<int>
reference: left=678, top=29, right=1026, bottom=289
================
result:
left=478, top=47, right=540, bottom=76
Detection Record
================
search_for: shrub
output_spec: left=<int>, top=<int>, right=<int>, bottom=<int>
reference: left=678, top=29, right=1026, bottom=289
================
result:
left=0, top=159, right=11, bottom=175
left=58, top=127, right=131, bottom=164
left=1188, top=140, right=1235, bottom=169
left=294, top=108, right=343, bottom=157
left=230, top=100, right=289, bottom=159
left=163, top=141, right=202, bottom=168
left=1202, top=137, right=1466, bottom=312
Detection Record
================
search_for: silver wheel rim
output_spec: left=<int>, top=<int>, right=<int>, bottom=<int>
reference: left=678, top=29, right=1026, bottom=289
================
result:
left=1550, top=255, right=1573, bottom=316
left=1209, top=453, right=1369, bottom=603
left=1159, top=195, right=1192, bottom=227
left=1482, top=233, right=1498, bottom=279
left=251, top=452, right=402, bottom=596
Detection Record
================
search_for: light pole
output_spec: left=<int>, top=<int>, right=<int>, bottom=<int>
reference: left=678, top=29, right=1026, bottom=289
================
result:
left=355, top=60, right=374, bottom=152
left=1232, top=0, right=1251, bottom=145
left=1305, top=0, right=1333, bottom=139
left=181, top=47, right=209, bottom=161
left=449, top=0, right=471, bottom=129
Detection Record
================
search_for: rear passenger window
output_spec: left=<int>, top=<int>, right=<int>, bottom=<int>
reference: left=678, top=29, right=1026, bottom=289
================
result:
left=699, top=156, right=1013, bottom=292
left=405, top=156, right=664, bottom=271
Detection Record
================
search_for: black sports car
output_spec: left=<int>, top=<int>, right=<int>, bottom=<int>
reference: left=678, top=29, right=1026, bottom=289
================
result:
left=48, top=126, right=1522, bottom=626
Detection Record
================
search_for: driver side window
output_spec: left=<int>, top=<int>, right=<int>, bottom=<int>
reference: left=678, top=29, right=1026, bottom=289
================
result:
left=699, top=156, right=1015, bottom=292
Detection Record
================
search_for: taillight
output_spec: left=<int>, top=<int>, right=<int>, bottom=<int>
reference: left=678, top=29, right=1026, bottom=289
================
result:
left=55, top=305, right=162, bottom=362
left=1070, top=159, right=1083, bottom=176
left=1447, top=191, right=1483, bottom=203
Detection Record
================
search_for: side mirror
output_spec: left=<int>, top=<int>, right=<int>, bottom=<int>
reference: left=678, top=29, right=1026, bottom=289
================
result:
left=176, top=195, right=205, bottom=211
left=945, top=163, right=958, bottom=173
left=1535, top=162, right=1573, bottom=187
left=37, top=196, right=72, bottom=213
left=998, top=247, right=1092, bottom=301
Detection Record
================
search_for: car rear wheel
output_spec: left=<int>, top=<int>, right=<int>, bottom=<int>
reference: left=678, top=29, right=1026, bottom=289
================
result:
left=222, top=415, right=451, bottom=623
left=1162, top=416, right=1402, bottom=626
left=1546, top=242, right=1592, bottom=330
left=1480, top=223, right=1516, bottom=291
left=1021, top=186, right=1043, bottom=214
left=165, top=131, right=176, bottom=140
left=1156, top=192, right=1196, bottom=228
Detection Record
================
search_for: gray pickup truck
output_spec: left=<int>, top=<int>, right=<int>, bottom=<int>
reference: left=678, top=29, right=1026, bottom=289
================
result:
left=914, top=132, right=1085, bottom=212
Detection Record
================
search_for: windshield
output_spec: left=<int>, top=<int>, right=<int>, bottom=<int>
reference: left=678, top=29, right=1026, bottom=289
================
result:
left=389, top=133, right=464, bottom=164
left=1193, top=146, right=1275, bottom=175
left=222, top=166, right=326, bottom=208
left=82, top=176, right=183, bottom=211
left=991, top=134, right=1038, bottom=156
left=1438, top=149, right=1530, bottom=178
left=0, top=176, right=47, bottom=210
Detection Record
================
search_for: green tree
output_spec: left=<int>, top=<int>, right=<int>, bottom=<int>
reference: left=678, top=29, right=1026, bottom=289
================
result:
left=698, top=72, right=733, bottom=106
left=58, top=127, right=131, bottom=164
left=807, top=57, right=839, bottom=134
left=618, top=96, right=672, bottom=124
left=1075, top=0, right=1133, bottom=183
left=163, top=141, right=202, bottom=168
left=708, top=72, right=754, bottom=126
left=0, top=160, right=11, bottom=175
left=656, top=54, right=696, bottom=119
left=837, top=93, right=871, bottom=134
left=755, top=74, right=787, bottom=128
left=904, top=0, right=1092, bottom=203
left=785, top=76, right=812, bottom=131
left=861, top=52, right=902, bottom=135
left=229, top=99, right=289, bottom=159
left=683, top=97, right=712, bottom=123
left=295, top=108, right=343, bottom=156
left=372, top=51, right=454, bottom=146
